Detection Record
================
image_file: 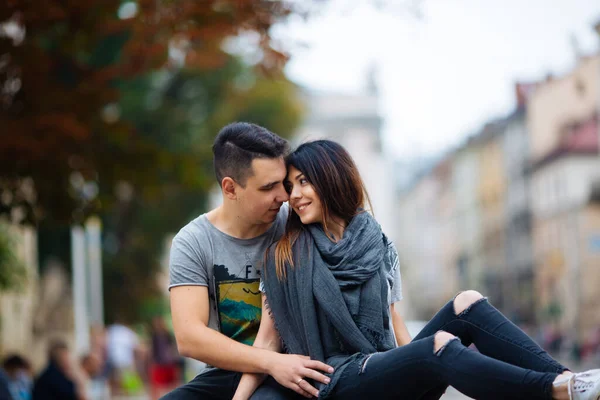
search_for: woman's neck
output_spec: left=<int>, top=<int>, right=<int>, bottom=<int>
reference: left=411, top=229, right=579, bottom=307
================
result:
left=325, top=215, right=347, bottom=242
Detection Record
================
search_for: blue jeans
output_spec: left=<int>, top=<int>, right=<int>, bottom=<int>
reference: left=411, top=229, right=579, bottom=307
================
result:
left=159, top=368, right=302, bottom=400
left=323, top=297, right=568, bottom=400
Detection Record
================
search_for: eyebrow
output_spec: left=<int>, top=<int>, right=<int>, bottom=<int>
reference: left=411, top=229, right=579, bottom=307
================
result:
left=259, top=180, right=281, bottom=189
left=294, top=173, right=304, bottom=180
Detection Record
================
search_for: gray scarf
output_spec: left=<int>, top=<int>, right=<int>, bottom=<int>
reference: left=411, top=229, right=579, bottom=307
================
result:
left=263, top=211, right=395, bottom=363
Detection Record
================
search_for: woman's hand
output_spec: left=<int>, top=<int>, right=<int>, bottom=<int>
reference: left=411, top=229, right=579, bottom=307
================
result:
left=266, top=353, right=333, bottom=398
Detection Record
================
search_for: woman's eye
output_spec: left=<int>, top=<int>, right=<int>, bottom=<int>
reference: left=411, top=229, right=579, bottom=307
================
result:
left=299, top=178, right=307, bottom=185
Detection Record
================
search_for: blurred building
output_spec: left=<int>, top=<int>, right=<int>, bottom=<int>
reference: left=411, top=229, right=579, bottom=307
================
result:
left=397, top=169, right=452, bottom=318
left=528, top=55, right=600, bottom=342
left=433, top=159, right=460, bottom=308
left=501, top=86, right=537, bottom=324
left=0, top=225, right=40, bottom=364
left=394, top=49, right=600, bottom=330
left=451, top=144, right=483, bottom=294
left=0, top=219, right=105, bottom=370
left=476, top=122, right=508, bottom=309
left=0, top=224, right=76, bottom=371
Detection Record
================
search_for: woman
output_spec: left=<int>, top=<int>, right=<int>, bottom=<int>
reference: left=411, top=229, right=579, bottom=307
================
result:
left=234, top=140, right=600, bottom=400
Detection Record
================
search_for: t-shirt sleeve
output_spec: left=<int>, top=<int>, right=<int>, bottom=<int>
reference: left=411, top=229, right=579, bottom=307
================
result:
left=387, top=241, right=403, bottom=304
left=169, top=230, right=209, bottom=289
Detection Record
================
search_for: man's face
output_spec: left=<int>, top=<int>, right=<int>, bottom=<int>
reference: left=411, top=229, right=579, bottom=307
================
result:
left=82, top=354, right=102, bottom=377
left=234, top=157, right=288, bottom=225
left=54, top=349, right=74, bottom=375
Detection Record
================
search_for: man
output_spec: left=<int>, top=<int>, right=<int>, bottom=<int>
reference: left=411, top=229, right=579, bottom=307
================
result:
left=32, top=340, right=85, bottom=400
left=163, top=123, right=333, bottom=400
left=106, top=320, right=140, bottom=394
left=2, top=355, right=32, bottom=400
left=80, top=352, right=110, bottom=400
left=0, top=368, right=14, bottom=400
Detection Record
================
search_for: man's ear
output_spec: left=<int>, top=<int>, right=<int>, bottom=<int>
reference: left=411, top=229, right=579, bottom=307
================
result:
left=222, top=177, right=237, bottom=200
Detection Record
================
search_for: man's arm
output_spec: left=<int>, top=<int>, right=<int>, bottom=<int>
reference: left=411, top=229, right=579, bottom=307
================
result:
left=171, top=285, right=272, bottom=372
left=390, top=303, right=412, bottom=346
left=170, top=286, right=333, bottom=389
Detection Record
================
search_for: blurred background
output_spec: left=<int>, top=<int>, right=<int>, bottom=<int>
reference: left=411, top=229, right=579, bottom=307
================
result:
left=0, top=0, right=599, bottom=399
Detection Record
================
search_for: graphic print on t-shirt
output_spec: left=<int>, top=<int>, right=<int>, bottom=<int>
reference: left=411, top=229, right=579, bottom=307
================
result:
left=213, top=264, right=261, bottom=345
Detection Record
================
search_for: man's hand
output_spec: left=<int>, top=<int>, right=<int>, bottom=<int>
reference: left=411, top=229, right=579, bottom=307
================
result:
left=267, top=354, right=334, bottom=398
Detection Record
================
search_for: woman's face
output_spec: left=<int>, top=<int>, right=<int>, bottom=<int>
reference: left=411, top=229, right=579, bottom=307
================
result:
left=286, top=166, right=323, bottom=225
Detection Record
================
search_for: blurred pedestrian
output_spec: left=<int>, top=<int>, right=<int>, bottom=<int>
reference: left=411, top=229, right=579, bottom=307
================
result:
left=80, top=353, right=109, bottom=400
left=0, top=368, right=14, bottom=400
left=88, top=325, right=108, bottom=378
left=106, top=320, right=142, bottom=395
left=32, top=340, right=86, bottom=400
left=148, top=316, right=179, bottom=399
left=2, top=355, right=32, bottom=400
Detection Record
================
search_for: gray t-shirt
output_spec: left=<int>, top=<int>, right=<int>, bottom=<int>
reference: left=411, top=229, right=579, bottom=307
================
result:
left=169, top=207, right=288, bottom=345
left=386, top=240, right=403, bottom=305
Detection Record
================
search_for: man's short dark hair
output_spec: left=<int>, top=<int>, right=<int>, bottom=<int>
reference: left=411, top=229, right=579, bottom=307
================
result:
left=212, top=122, right=289, bottom=187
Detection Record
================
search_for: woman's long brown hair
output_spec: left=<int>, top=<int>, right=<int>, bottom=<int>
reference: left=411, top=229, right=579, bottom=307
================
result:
left=274, top=140, right=373, bottom=279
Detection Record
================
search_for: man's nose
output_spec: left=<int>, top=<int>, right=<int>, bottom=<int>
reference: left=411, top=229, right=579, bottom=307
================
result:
left=276, top=186, right=290, bottom=203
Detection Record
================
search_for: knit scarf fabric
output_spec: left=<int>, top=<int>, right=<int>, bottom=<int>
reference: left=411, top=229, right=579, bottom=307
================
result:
left=262, top=211, right=395, bottom=363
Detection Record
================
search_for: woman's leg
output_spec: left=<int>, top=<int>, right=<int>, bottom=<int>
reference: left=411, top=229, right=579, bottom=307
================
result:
left=414, top=290, right=568, bottom=375
left=326, top=332, right=559, bottom=400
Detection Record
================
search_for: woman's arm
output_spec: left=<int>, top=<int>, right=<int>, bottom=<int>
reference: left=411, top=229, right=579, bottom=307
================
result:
left=390, top=303, right=412, bottom=346
left=233, top=294, right=283, bottom=400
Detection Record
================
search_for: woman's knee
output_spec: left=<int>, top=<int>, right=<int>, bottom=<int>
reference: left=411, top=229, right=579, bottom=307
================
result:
left=433, top=331, right=457, bottom=354
left=453, top=290, right=483, bottom=315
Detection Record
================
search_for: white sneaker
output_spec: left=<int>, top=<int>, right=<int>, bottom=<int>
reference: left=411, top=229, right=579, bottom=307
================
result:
left=554, top=369, right=600, bottom=400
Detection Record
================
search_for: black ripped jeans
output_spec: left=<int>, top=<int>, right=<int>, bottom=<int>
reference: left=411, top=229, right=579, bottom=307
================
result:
left=322, top=297, right=568, bottom=400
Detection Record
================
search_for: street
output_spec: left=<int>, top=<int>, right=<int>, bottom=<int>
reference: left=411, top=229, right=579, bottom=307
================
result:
left=443, top=387, right=472, bottom=399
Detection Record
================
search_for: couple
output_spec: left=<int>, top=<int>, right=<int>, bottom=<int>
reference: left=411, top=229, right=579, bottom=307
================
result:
left=164, top=122, right=600, bottom=400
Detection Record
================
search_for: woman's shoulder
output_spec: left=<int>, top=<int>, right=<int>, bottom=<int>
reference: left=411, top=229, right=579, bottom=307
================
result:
left=382, top=233, right=400, bottom=273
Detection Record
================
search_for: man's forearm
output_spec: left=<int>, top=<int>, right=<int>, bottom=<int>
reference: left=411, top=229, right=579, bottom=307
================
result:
left=177, top=325, right=277, bottom=374
left=233, top=318, right=282, bottom=400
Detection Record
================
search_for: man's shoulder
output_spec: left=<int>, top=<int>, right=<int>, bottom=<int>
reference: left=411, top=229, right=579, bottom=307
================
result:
left=173, top=213, right=210, bottom=244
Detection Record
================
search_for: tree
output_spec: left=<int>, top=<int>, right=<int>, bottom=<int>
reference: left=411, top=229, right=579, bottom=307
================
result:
left=0, top=222, right=26, bottom=291
left=0, top=0, right=310, bottom=224
left=1, top=0, right=309, bottom=321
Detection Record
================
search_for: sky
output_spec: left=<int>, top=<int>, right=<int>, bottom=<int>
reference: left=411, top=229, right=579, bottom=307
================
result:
left=274, top=0, right=600, bottom=160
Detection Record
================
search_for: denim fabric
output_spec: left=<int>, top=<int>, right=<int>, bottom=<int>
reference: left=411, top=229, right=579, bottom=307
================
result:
left=160, top=369, right=301, bottom=400
left=323, top=297, right=566, bottom=400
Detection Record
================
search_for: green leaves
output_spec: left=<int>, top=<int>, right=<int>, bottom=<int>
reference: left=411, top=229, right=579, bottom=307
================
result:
left=0, top=222, right=27, bottom=291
